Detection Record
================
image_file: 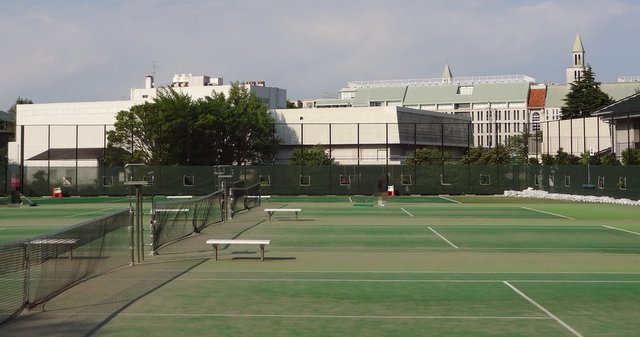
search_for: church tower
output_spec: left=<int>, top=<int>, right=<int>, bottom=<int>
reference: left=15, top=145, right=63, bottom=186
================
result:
left=565, top=33, right=586, bottom=83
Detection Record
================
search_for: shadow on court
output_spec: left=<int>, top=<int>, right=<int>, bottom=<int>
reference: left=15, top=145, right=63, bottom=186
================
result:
left=0, top=258, right=208, bottom=337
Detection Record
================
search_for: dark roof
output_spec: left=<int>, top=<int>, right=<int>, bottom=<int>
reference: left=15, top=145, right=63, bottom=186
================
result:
left=28, top=148, right=107, bottom=161
left=594, top=92, right=640, bottom=120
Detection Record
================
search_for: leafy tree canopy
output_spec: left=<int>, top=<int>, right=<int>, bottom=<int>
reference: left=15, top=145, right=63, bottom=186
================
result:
left=561, top=65, right=614, bottom=119
left=289, top=145, right=334, bottom=166
left=405, top=148, right=451, bottom=165
left=106, top=83, right=278, bottom=166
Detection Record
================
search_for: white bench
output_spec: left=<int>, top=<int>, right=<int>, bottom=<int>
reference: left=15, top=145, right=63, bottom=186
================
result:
left=247, top=195, right=270, bottom=203
left=206, top=239, right=271, bottom=261
left=265, top=208, right=301, bottom=221
left=28, top=239, right=79, bottom=260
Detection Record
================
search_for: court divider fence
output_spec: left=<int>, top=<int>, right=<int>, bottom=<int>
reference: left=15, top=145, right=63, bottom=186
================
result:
left=0, top=209, right=132, bottom=325
left=3, top=164, right=639, bottom=200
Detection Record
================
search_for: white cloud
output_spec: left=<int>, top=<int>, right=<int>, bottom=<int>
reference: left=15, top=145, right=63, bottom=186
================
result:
left=1, top=0, right=639, bottom=108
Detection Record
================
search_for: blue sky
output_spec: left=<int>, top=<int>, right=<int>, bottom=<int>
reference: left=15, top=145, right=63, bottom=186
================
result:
left=1, top=0, right=639, bottom=110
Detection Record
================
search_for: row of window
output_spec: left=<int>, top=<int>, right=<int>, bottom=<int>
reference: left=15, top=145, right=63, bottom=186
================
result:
left=93, top=174, right=628, bottom=191
left=533, top=174, right=628, bottom=190
left=475, top=110, right=526, bottom=122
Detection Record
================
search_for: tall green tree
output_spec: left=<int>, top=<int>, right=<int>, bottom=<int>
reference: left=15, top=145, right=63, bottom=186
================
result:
left=106, top=83, right=277, bottom=165
left=561, top=65, right=614, bottom=119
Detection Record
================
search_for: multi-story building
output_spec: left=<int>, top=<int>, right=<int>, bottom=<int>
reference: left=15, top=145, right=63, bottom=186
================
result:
left=308, top=34, right=640, bottom=158
left=8, top=75, right=288, bottom=168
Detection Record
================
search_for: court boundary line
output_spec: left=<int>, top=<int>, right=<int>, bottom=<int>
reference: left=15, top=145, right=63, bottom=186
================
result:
left=438, top=196, right=462, bottom=204
left=602, top=225, right=640, bottom=236
left=174, top=278, right=640, bottom=284
left=428, top=226, right=459, bottom=249
left=503, top=281, right=583, bottom=337
left=401, top=208, right=414, bottom=217
left=520, top=207, right=574, bottom=220
left=97, top=312, right=550, bottom=320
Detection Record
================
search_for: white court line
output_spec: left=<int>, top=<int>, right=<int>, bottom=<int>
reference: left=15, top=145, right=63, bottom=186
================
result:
left=439, top=196, right=462, bottom=204
left=107, top=312, right=549, bottom=320
left=176, top=278, right=640, bottom=284
left=401, top=208, right=414, bottom=217
left=602, top=225, right=640, bottom=236
left=428, top=226, right=458, bottom=249
left=503, top=281, right=583, bottom=337
left=64, top=208, right=115, bottom=218
left=521, top=207, right=574, bottom=220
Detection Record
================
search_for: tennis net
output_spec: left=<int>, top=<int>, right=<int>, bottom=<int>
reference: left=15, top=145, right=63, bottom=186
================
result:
left=150, top=190, right=224, bottom=254
left=230, top=182, right=261, bottom=217
left=0, top=209, right=131, bottom=325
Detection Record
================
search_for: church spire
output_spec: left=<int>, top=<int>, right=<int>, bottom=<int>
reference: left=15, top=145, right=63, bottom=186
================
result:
left=566, top=33, right=586, bottom=84
left=572, top=33, right=585, bottom=53
left=442, top=63, right=452, bottom=84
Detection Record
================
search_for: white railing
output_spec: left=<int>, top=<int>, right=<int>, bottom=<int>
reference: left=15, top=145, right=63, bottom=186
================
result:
left=618, top=76, right=640, bottom=83
left=347, top=75, right=536, bottom=88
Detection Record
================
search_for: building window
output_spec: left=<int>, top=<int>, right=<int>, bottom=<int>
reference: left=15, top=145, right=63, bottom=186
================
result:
left=339, top=175, right=350, bottom=186
left=532, top=112, right=540, bottom=132
left=102, top=176, right=113, bottom=186
left=183, top=175, right=195, bottom=186
left=299, top=175, right=311, bottom=186
left=457, top=86, right=474, bottom=95
left=618, top=177, right=627, bottom=190
left=370, top=101, right=383, bottom=107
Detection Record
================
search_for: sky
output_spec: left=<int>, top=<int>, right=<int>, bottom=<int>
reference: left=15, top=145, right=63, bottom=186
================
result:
left=1, top=0, right=639, bottom=110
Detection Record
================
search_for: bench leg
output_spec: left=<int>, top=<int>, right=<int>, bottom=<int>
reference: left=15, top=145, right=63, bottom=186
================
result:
left=69, top=246, right=73, bottom=260
left=212, top=244, right=219, bottom=261
left=268, top=212, right=273, bottom=221
left=295, top=212, right=298, bottom=220
left=260, top=244, right=265, bottom=261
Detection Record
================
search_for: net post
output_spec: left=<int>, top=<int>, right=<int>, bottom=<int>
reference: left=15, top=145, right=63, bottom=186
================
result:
left=128, top=206, right=134, bottom=266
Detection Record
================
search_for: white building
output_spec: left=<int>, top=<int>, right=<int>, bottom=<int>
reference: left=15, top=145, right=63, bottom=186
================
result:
left=8, top=75, right=288, bottom=167
left=271, top=106, right=471, bottom=165
left=311, top=33, right=639, bottom=157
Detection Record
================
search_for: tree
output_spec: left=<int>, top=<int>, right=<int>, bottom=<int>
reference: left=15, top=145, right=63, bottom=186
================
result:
left=554, top=148, right=580, bottom=165
left=7, top=96, right=33, bottom=122
left=561, top=65, right=614, bottom=119
left=289, top=145, right=334, bottom=166
left=106, top=83, right=277, bottom=165
left=504, top=134, right=528, bottom=165
left=621, top=148, right=640, bottom=165
left=405, top=148, right=451, bottom=165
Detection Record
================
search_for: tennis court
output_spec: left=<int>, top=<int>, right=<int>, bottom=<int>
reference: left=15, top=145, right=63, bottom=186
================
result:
left=1, top=195, right=639, bottom=336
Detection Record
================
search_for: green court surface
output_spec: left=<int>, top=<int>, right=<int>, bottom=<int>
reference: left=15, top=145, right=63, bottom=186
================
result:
left=1, top=195, right=640, bottom=336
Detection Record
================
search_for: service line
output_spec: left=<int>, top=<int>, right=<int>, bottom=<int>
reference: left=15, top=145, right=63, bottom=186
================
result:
left=401, top=208, right=414, bottom=217
left=503, top=281, right=583, bottom=337
left=602, top=225, right=640, bottom=236
left=521, top=206, right=574, bottom=220
left=428, top=226, right=458, bottom=249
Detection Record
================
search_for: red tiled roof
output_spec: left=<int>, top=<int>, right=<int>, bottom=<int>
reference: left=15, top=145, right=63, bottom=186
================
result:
left=528, top=88, right=546, bottom=108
